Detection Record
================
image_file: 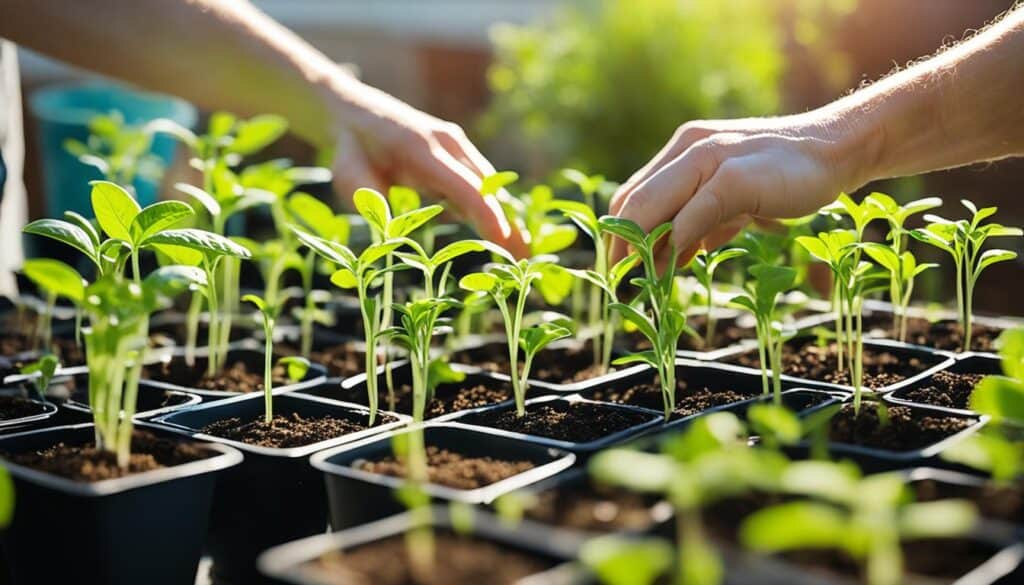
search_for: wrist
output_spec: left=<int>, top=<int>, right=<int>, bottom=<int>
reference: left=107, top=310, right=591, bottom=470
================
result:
left=800, top=105, right=886, bottom=193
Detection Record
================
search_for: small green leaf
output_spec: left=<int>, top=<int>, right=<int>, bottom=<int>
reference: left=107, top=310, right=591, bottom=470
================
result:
left=242, top=293, right=268, bottom=313
left=132, top=200, right=195, bottom=243
left=144, top=228, right=252, bottom=259
left=287, top=192, right=336, bottom=236
left=610, top=302, right=658, bottom=343
left=976, top=249, right=1017, bottom=275
left=90, top=180, right=141, bottom=242
left=330, top=269, right=358, bottom=289
left=388, top=185, right=421, bottom=215
left=353, top=187, right=392, bottom=236
left=228, top=114, right=287, bottom=155
left=386, top=205, right=444, bottom=239
left=432, top=240, right=488, bottom=266
left=23, top=219, right=98, bottom=264
left=899, top=500, right=976, bottom=539
left=747, top=403, right=802, bottom=446
left=589, top=449, right=675, bottom=493
left=480, top=170, right=519, bottom=196
left=142, top=265, right=207, bottom=302
left=277, top=356, right=311, bottom=383
left=969, top=375, right=1024, bottom=424
left=599, top=216, right=647, bottom=249
left=532, top=223, right=577, bottom=255
left=580, top=535, right=673, bottom=585
left=459, top=272, right=498, bottom=293
left=175, top=183, right=222, bottom=217
left=22, top=259, right=85, bottom=304
left=740, top=502, right=849, bottom=552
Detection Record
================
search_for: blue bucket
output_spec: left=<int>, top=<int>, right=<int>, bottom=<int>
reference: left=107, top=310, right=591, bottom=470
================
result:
left=29, top=81, right=197, bottom=218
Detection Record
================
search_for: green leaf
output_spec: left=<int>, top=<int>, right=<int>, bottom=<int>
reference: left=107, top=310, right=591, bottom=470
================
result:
left=288, top=192, right=336, bottom=236
left=589, top=449, right=676, bottom=493
left=228, top=114, right=287, bottom=155
left=580, top=536, right=673, bottom=585
left=353, top=187, right=392, bottom=236
left=63, top=211, right=101, bottom=249
left=0, top=467, right=13, bottom=528
left=277, top=356, right=311, bottom=383
left=131, top=200, right=195, bottom=244
left=535, top=263, right=575, bottom=306
left=740, top=502, right=849, bottom=552
left=532, top=223, right=578, bottom=255
left=208, top=111, right=236, bottom=138
left=747, top=403, right=802, bottom=446
left=861, top=242, right=900, bottom=274
left=997, top=329, right=1024, bottom=381
left=548, top=199, right=599, bottom=238
left=432, top=240, right=488, bottom=266
left=599, top=216, right=647, bottom=250
left=480, top=170, right=519, bottom=196
left=386, top=205, right=444, bottom=239
left=612, top=351, right=659, bottom=368
left=427, top=359, right=467, bottom=393
left=242, top=293, right=268, bottom=313
left=292, top=226, right=352, bottom=266
left=142, top=265, right=206, bottom=302
left=779, top=461, right=860, bottom=504
left=90, top=180, right=141, bottom=242
left=969, top=375, right=1024, bottom=424
left=941, top=433, right=1024, bottom=482
left=330, top=269, right=358, bottom=289
left=388, top=186, right=421, bottom=215
left=976, top=249, right=1017, bottom=275
left=459, top=272, right=499, bottom=293
left=610, top=302, right=657, bottom=343
left=175, top=183, right=222, bottom=217
left=360, top=240, right=404, bottom=268
left=795, top=235, right=832, bottom=263
left=519, top=322, right=572, bottom=356
left=21, top=258, right=85, bottom=304
left=899, top=500, right=976, bottom=539
left=23, top=219, right=98, bottom=263
left=144, top=228, right=252, bottom=259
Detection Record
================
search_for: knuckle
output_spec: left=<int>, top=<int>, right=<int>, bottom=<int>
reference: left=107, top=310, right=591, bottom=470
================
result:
left=675, top=120, right=710, bottom=143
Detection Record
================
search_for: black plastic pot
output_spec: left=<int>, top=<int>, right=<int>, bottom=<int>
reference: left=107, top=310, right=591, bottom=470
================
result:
left=903, top=467, right=1024, bottom=536
left=885, top=352, right=1003, bottom=416
left=0, top=386, right=59, bottom=435
left=862, top=299, right=1024, bottom=358
left=50, top=371, right=202, bottom=422
left=258, top=507, right=579, bottom=585
left=715, top=336, right=955, bottom=395
left=271, top=324, right=364, bottom=384
left=310, top=423, right=575, bottom=531
left=0, top=421, right=242, bottom=585
left=140, top=345, right=327, bottom=402
left=449, top=394, right=663, bottom=453
left=151, top=392, right=409, bottom=585
left=786, top=394, right=988, bottom=472
left=304, top=361, right=553, bottom=421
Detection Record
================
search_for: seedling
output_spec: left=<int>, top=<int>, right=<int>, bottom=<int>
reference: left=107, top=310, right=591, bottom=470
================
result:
left=460, top=248, right=568, bottom=417
left=864, top=193, right=942, bottom=338
left=741, top=462, right=977, bottom=585
left=65, top=111, right=165, bottom=187
left=580, top=535, right=674, bottom=585
left=20, top=354, right=60, bottom=403
left=911, top=200, right=1022, bottom=351
left=21, top=258, right=87, bottom=352
left=690, top=247, right=747, bottom=349
left=292, top=226, right=405, bottom=424
left=730, top=264, right=797, bottom=405
left=602, top=218, right=691, bottom=419
left=243, top=294, right=310, bottom=423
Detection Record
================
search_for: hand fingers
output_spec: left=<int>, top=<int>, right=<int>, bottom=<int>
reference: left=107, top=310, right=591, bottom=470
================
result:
left=410, top=142, right=529, bottom=258
left=331, top=129, right=388, bottom=208
left=670, top=156, right=762, bottom=254
left=432, top=124, right=496, bottom=180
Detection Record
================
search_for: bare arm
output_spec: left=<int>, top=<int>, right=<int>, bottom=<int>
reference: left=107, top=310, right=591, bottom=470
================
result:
left=611, top=6, right=1024, bottom=261
left=0, top=0, right=527, bottom=255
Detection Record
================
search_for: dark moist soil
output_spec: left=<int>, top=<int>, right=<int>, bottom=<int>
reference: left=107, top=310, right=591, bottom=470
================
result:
left=902, top=371, right=985, bottom=410
left=201, top=411, right=394, bottom=448
left=6, top=430, right=212, bottom=482
left=828, top=403, right=973, bottom=451
left=143, top=359, right=292, bottom=393
left=358, top=446, right=535, bottom=490
left=451, top=339, right=609, bottom=384
left=588, top=380, right=755, bottom=419
left=278, top=341, right=366, bottom=378
left=459, top=401, right=653, bottom=443
left=627, top=313, right=754, bottom=353
left=726, top=339, right=932, bottom=388
left=526, top=483, right=665, bottom=533
left=914, top=477, right=1024, bottom=525
left=0, top=395, right=47, bottom=420
left=1, top=332, right=85, bottom=366
left=868, top=315, right=1004, bottom=352
left=333, top=380, right=521, bottom=420
left=306, top=533, right=554, bottom=585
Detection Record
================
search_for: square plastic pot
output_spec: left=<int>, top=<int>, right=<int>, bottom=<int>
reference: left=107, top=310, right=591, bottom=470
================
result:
left=257, top=507, right=578, bottom=585
left=448, top=394, right=663, bottom=453
left=52, top=371, right=202, bottom=422
left=786, top=394, right=988, bottom=472
left=151, top=392, right=409, bottom=585
left=862, top=299, right=1024, bottom=358
left=886, top=353, right=1003, bottom=416
left=0, top=421, right=242, bottom=585
left=714, top=336, right=956, bottom=395
left=310, top=423, right=575, bottom=531
left=270, top=324, right=363, bottom=384
left=139, top=345, right=327, bottom=401
left=0, top=386, right=59, bottom=435
left=674, top=303, right=836, bottom=361
left=902, top=467, right=1024, bottom=537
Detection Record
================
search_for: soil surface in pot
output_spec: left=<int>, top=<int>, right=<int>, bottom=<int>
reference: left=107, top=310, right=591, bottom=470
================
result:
left=6, top=430, right=212, bottom=481
left=201, top=411, right=396, bottom=448
left=143, top=358, right=291, bottom=393
left=305, top=532, right=554, bottom=585
left=526, top=482, right=666, bottom=533
left=332, top=379, right=527, bottom=420
left=0, top=395, right=48, bottom=420
left=914, top=477, right=1024, bottom=525
left=627, top=313, right=753, bottom=353
left=459, top=401, right=653, bottom=443
left=0, top=331, right=85, bottom=367
left=358, top=445, right=535, bottom=490
left=278, top=340, right=365, bottom=379
left=827, top=403, right=973, bottom=451
left=867, top=315, right=1004, bottom=352
left=901, top=371, right=985, bottom=410
left=451, top=339, right=613, bottom=384
left=725, top=339, right=935, bottom=388
left=588, top=380, right=759, bottom=419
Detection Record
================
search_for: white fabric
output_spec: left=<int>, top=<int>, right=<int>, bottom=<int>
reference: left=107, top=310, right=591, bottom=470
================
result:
left=0, top=40, right=26, bottom=296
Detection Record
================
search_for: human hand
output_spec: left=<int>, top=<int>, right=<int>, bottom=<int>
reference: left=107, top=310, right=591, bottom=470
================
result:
left=609, top=114, right=867, bottom=264
left=326, top=76, right=529, bottom=257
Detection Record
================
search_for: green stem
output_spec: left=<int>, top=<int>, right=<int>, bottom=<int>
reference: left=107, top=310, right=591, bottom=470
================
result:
left=512, top=283, right=530, bottom=417
left=263, top=320, right=274, bottom=423
left=382, top=253, right=396, bottom=408
left=217, top=256, right=239, bottom=362
left=755, top=319, right=769, bottom=396
left=704, top=284, right=715, bottom=350
left=116, top=325, right=146, bottom=468
left=185, top=292, right=202, bottom=367
left=205, top=269, right=221, bottom=378
left=833, top=282, right=844, bottom=374
left=662, top=353, right=676, bottom=421
left=131, top=249, right=142, bottom=285
left=361, top=284, right=379, bottom=425
left=771, top=328, right=783, bottom=406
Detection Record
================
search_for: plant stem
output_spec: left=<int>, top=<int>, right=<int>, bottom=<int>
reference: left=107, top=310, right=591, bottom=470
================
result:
left=131, top=249, right=142, bottom=285
left=217, top=256, right=239, bottom=362
left=116, top=325, right=146, bottom=468
left=205, top=267, right=221, bottom=378
left=771, top=328, right=783, bottom=406
left=662, top=353, right=676, bottom=421
left=704, top=283, right=715, bottom=350
left=833, top=283, right=845, bottom=374
left=263, top=319, right=274, bottom=423
left=360, top=284, right=379, bottom=425
left=512, top=283, right=530, bottom=417
left=755, top=320, right=769, bottom=397
left=185, top=292, right=202, bottom=367
left=382, top=253, right=396, bottom=408
left=852, top=296, right=865, bottom=415
left=40, top=293, right=56, bottom=352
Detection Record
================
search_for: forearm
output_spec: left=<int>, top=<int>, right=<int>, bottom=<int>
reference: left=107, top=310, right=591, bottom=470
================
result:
left=0, top=0, right=369, bottom=148
left=824, top=6, right=1024, bottom=189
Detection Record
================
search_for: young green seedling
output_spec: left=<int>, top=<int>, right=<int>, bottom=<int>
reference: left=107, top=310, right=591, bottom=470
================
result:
left=601, top=218, right=691, bottom=420
left=730, top=264, right=797, bottom=405
left=741, top=462, right=977, bottom=585
left=690, top=247, right=747, bottom=349
left=243, top=294, right=310, bottom=423
left=580, top=535, right=674, bottom=585
left=20, top=354, right=60, bottom=403
left=64, top=111, right=165, bottom=187
left=911, top=200, right=1022, bottom=351
left=21, top=258, right=87, bottom=352
left=861, top=244, right=937, bottom=342
left=292, top=226, right=407, bottom=423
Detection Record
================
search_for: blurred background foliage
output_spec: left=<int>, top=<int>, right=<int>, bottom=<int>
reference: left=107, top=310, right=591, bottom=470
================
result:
left=481, top=0, right=856, bottom=182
